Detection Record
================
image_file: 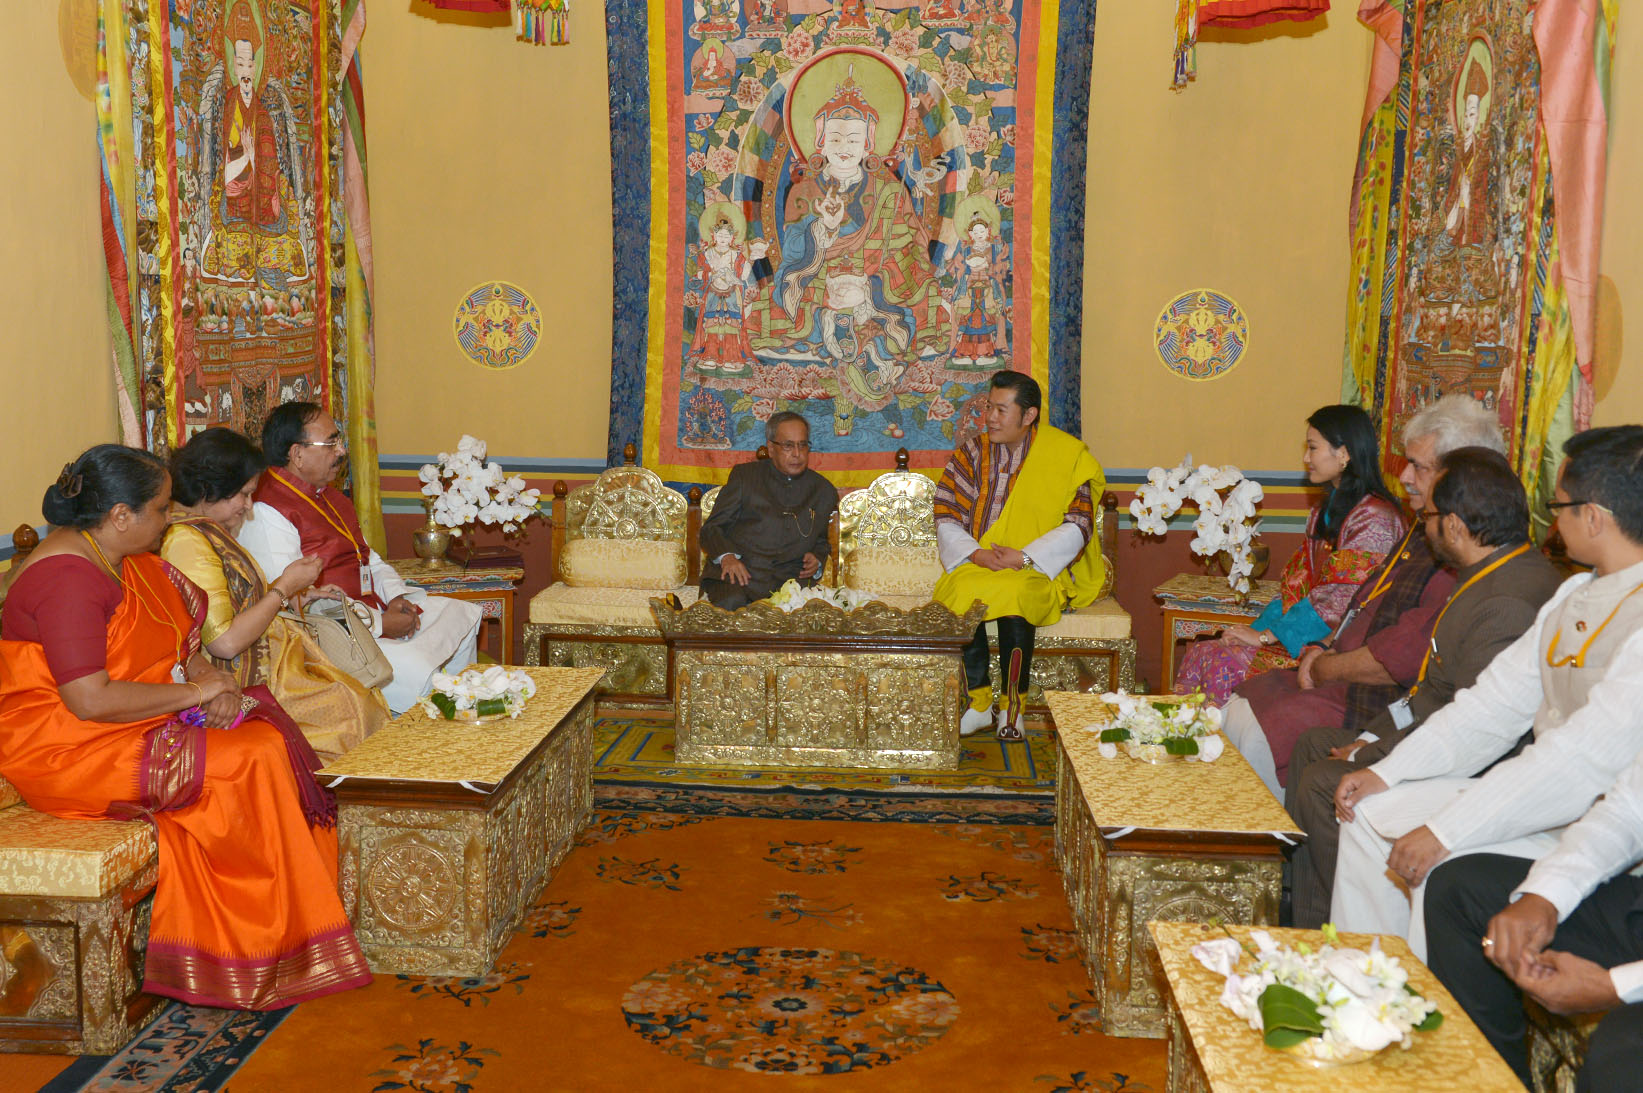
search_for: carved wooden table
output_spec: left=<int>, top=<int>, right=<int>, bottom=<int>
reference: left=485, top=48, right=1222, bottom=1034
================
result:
left=655, top=598, right=985, bottom=771
left=389, top=559, right=524, bottom=665
left=1045, top=690, right=1303, bottom=1038
left=318, top=666, right=603, bottom=977
left=1153, top=574, right=1279, bottom=692
left=1150, top=922, right=1523, bottom=1092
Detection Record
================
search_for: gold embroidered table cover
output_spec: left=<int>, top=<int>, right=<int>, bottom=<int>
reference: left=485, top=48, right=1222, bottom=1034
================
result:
left=318, top=667, right=604, bottom=786
left=1044, top=691, right=1302, bottom=837
left=1149, top=922, right=1524, bottom=1091
left=1153, top=573, right=1280, bottom=610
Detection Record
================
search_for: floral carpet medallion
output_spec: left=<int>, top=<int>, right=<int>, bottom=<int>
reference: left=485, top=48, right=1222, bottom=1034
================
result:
left=620, top=946, right=960, bottom=1074
left=370, top=1038, right=499, bottom=1093
left=524, top=899, right=583, bottom=939
left=1020, top=923, right=1080, bottom=965
left=1048, top=988, right=1105, bottom=1035
left=762, top=838, right=864, bottom=874
left=755, top=890, right=863, bottom=930
left=392, top=961, right=531, bottom=1007
left=595, top=855, right=686, bottom=890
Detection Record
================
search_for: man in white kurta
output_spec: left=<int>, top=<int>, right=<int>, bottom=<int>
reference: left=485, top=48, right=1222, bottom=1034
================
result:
left=1330, top=426, right=1643, bottom=959
left=241, top=403, right=482, bottom=715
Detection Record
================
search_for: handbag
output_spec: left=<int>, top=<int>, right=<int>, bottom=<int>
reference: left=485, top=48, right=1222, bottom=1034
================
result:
left=280, top=597, right=394, bottom=691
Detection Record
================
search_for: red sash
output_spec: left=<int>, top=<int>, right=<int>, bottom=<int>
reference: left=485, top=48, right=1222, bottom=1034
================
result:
left=253, top=470, right=384, bottom=609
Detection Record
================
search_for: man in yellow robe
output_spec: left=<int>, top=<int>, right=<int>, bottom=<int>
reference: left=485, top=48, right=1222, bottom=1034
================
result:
left=933, top=372, right=1107, bottom=740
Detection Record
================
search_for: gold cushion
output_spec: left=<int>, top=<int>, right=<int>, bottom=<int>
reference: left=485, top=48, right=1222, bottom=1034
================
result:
left=530, top=583, right=698, bottom=628
left=561, top=538, right=687, bottom=590
left=1040, top=596, right=1131, bottom=640
left=0, top=773, right=21, bottom=812
left=0, top=805, right=157, bottom=898
left=841, top=544, right=943, bottom=599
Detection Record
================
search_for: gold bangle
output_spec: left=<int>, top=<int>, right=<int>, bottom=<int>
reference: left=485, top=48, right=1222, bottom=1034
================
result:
left=187, top=681, right=204, bottom=706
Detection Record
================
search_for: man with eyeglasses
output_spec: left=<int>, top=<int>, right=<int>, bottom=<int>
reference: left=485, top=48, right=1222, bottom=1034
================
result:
left=1281, top=447, right=1560, bottom=927
left=240, top=402, right=483, bottom=714
left=1331, top=425, right=1643, bottom=962
left=699, top=411, right=838, bottom=610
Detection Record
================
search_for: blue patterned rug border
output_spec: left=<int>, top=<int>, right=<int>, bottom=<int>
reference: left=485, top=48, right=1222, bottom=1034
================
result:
left=594, top=780, right=1055, bottom=825
left=40, top=1003, right=291, bottom=1093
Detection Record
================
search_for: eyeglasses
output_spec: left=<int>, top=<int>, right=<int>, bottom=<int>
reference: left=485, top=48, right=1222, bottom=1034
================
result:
left=1417, top=509, right=1444, bottom=521
left=772, top=441, right=811, bottom=453
left=298, top=425, right=347, bottom=450
left=1546, top=498, right=1609, bottom=513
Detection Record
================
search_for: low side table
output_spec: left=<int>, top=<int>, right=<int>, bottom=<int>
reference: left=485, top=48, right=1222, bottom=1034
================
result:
left=1153, top=574, right=1279, bottom=692
left=318, top=666, right=604, bottom=977
left=1151, top=922, right=1524, bottom=1091
left=1045, top=690, right=1303, bottom=1039
left=390, top=559, right=524, bottom=665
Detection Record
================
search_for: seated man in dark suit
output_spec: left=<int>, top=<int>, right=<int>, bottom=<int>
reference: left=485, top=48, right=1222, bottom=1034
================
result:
left=1425, top=747, right=1643, bottom=1090
left=1284, top=447, right=1562, bottom=926
left=699, top=412, right=839, bottom=610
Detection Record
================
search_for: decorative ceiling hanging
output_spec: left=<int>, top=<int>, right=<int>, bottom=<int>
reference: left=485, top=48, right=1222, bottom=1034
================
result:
left=1173, top=0, right=1330, bottom=88
left=425, top=0, right=569, bottom=45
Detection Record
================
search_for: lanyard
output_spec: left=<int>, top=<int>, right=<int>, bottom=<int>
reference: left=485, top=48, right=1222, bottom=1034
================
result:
left=1409, top=544, right=1531, bottom=693
left=82, top=532, right=187, bottom=670
left=268, top=469, right=368, bottom=566
left=1545, top=578, right=1643, bottom=669
left=1327, top=520, right=1421, bottom=643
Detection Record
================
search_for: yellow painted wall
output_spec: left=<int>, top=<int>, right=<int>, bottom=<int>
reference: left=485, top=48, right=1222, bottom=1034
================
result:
left=1080, top=10, right=1371, bottom=472
left=4, top=1, right=1640, bottom=518
left=367, top=1, right=614, bottom=459
left=0, top=1, right=116, bottom=523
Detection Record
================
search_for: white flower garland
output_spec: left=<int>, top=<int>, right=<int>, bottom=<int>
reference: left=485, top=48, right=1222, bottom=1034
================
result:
left=1086, top=690, right=1225, bottom=762
left=419, top=435, right=542, bottom=535
left=1192, top=926, right=1442, bottom=1063
left=766, top=579, right=871, bottom=613
left=1129, top=456, right=1264, bottom=593
left=421, top=666, right=538, bottom=720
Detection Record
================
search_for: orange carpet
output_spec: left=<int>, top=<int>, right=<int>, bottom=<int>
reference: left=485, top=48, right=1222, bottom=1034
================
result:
left=223, top=812, right=1164, bottom=1092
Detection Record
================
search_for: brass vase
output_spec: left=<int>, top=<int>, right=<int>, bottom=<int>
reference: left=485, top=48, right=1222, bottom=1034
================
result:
left=411, top=515, right=453, bottom=569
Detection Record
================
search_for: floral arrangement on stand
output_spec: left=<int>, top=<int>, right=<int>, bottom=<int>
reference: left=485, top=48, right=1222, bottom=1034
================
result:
left=1192, top=925, right=1442, bottom=1065
left=419, top=436, right=543, bottom=536
left=1087, top=690, right=1225, bottom=762
left=1130, top=457, right=1264, bottom=593
left=766, top=579, right=870, bottom=613
left=422, top=666, right=538, bottom=722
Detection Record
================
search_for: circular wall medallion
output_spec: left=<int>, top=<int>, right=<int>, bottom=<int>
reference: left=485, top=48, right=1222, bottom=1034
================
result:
left=453, top=281, right=542, bottom=370
left=1154, top=288, right=1250, bottom=381
left=622, top=947, right=959, bottom=1074
left=366, top=840, right=459, bottom=933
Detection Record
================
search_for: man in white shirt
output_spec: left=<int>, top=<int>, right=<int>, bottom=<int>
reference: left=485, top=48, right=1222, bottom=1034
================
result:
left=1423, top=749, right=1643, bottom=1089
left=1331, top=425, right=1643, bottom=959
left=240, top=402, right=482, bottom=714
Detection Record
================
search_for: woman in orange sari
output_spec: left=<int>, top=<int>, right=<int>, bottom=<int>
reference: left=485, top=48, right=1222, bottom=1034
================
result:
left=0, top=445, right=372, bottom=1009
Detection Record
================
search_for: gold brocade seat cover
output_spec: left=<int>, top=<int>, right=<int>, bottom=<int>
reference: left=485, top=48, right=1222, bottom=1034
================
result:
left=0, top=805, right=157, bottom=899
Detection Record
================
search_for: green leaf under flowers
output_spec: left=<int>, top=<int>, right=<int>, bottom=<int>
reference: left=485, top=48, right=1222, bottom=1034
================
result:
left=1163, top=736, right=1200, bottom=756
left=430, top=692, right=456, bottom=719
left=1099, top=727, right=1131, bottom=743
left=476, top=697, right=507, bottom=718
left=1405, top=986, right=1444, bottom=1031
left=1259, top=982, right=1324, bottom=1049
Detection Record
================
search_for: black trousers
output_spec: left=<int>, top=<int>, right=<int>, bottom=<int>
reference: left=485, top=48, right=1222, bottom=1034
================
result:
left=962, top=618, right=1035, bottom=698
left=1284, top=724, right=1375, bottom=928
left=1425, top=853, right=1643, bottom=1090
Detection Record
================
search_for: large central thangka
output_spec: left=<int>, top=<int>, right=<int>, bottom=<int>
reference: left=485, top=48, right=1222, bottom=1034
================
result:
left=607, top=0, right=1098, bottom=486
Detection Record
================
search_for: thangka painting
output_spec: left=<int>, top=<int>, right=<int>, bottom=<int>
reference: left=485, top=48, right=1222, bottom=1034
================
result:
left=605, top=0, right=1098, bottom=485
left=98, top=0, right=356, bottom=456
left=1345, top=0, right=1616, bottom=512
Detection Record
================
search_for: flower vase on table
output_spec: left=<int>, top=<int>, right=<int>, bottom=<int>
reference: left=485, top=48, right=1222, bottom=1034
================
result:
left=416, top=434, right=544, bottom=568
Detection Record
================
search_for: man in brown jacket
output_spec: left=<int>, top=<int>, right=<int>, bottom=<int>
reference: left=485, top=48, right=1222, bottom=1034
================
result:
left=1284, top=447, right=1563, bottom=926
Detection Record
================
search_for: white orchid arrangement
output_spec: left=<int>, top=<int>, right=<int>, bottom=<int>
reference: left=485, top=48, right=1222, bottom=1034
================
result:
left=419, top=435, right=542, bottom=535
left=766, top=579, right=870, bottom=613
left=1131, top=456, right=1264, bottom=593
left=1088, top=690, right=1225, bottom=762
left=422, top=666, right=538, bottom=721
left=1193, top=925, right=1442, bottom=1064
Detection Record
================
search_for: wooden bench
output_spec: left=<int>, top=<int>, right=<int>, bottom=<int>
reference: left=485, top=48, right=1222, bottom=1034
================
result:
left=0, top=526, right=165, bottom=1054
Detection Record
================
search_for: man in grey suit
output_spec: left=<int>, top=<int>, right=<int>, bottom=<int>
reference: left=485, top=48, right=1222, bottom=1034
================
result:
left=699, top=412, right=839, bottom=610
left=1284, top=447, right=1562, bottom=926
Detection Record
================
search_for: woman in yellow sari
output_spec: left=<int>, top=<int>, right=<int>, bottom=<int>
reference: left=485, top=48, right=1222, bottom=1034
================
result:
left=162, top=428, right=387, bottom=761
left=0, top=444, right=372, bottom=1008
